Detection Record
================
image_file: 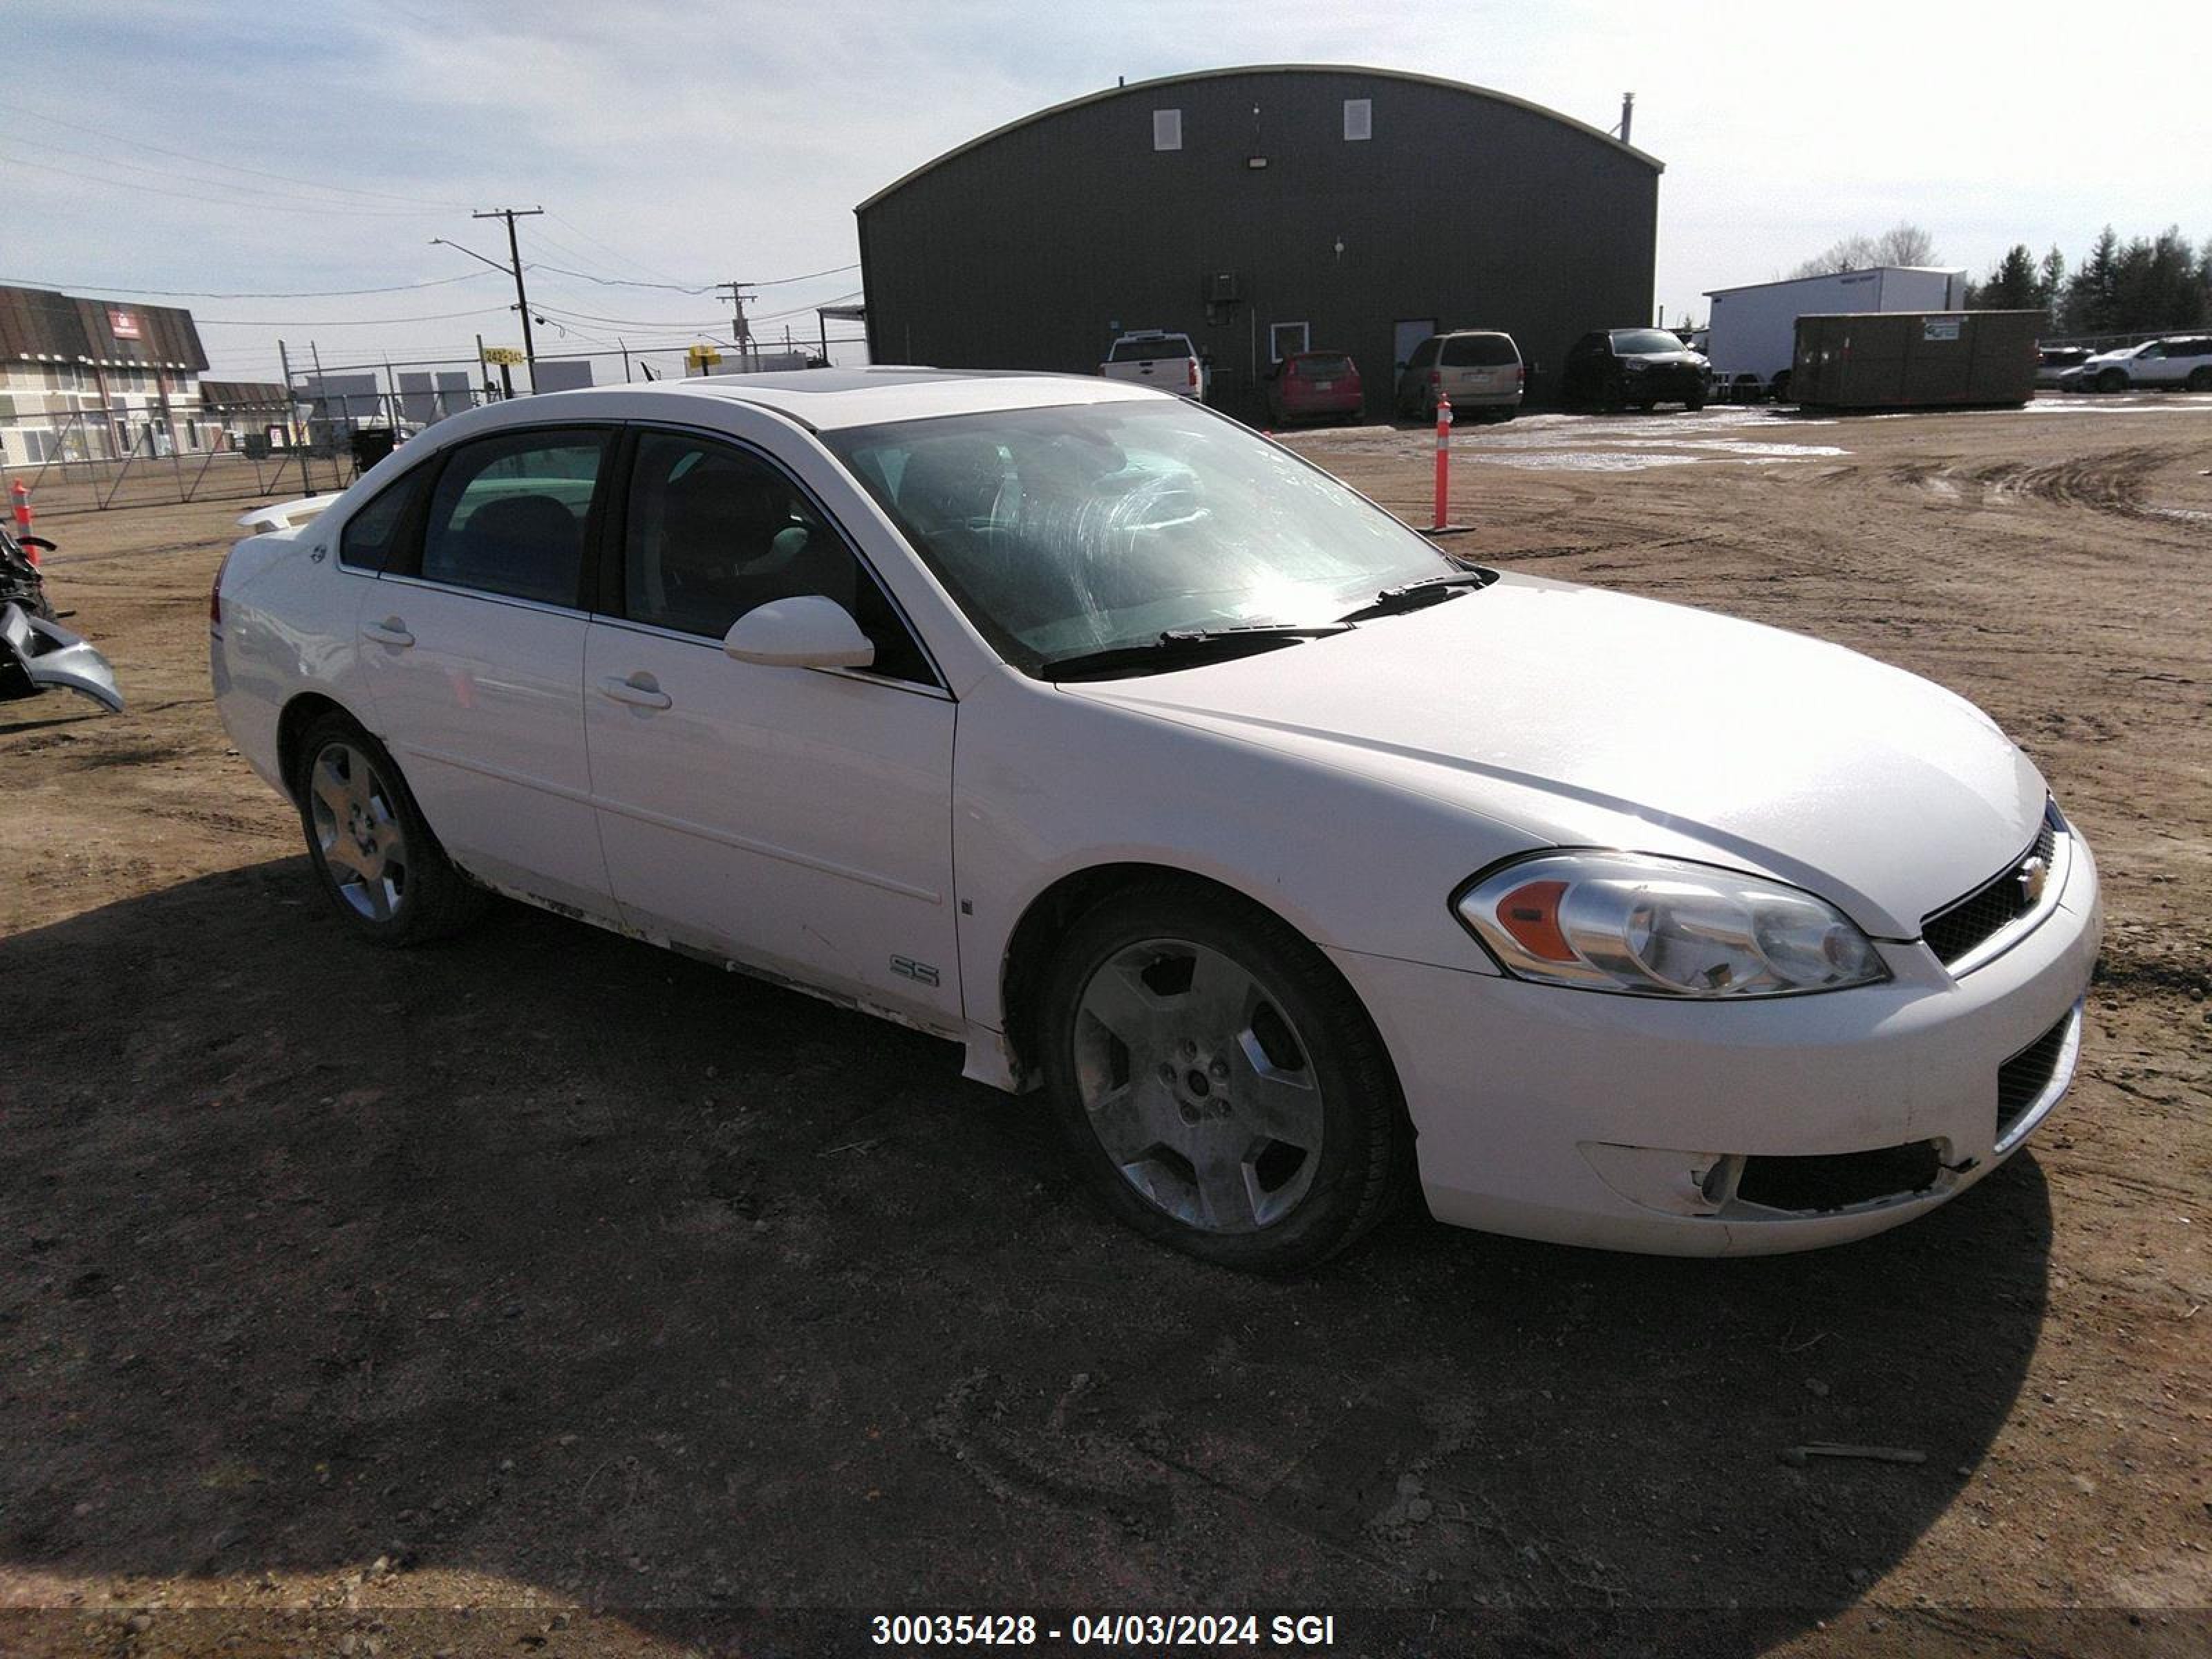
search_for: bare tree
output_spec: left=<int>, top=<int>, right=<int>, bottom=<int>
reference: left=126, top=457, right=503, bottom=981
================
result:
left=1789, top=222, right=1940, bottom=278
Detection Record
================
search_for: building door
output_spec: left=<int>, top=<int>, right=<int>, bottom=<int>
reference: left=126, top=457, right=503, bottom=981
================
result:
left=1394, top=318, right=1437, bottom=374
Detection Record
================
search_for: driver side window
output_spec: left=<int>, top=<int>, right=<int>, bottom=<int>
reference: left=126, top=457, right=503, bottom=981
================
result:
left=619, top=430, right=934, bottom=685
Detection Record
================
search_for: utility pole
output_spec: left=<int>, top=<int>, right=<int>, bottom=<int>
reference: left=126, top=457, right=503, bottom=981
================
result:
left=472, top=206, right=545, bottom=381
left=718, top=281, right=756, bottom=371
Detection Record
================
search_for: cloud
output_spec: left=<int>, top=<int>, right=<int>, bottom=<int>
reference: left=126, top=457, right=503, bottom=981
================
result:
left=8, top=0, right=2206, bottom=376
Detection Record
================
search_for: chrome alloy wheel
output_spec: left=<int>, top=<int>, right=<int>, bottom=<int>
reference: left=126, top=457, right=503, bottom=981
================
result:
left=307, top=741, right=409, bottom=923
left=1071, top=937, right=1326, bottom=1234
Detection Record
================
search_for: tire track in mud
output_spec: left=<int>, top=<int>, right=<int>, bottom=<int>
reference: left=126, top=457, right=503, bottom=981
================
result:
left=1867, top=445, right=2195, bottom=520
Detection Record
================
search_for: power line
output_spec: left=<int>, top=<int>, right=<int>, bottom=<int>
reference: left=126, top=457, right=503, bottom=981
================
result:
left=545, top=209, right=704, bottom=292
left=0, top=270, right=498, bottom=299
left=3, top=133, right=434, bottom=216
left=755, top=263, right=861, bottom=287
left=10, top=103, right=475, bottom=210
left=0, top=147, right=435, bottom=218
left=194, top=305, right=514, bottom=326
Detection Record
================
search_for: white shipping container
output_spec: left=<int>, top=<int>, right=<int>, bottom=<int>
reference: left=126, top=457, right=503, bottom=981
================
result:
left=1704, top=267, right=1966, bottom=395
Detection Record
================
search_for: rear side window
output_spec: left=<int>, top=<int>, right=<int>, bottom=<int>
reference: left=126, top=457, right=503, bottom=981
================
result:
left=1406, top=338, right=1440, bottom=368
left=338, top=465, right=431, bottom=573
left=1440, top=334, right=1519, bottom=367
left=415, top=429, right=610, bottom=606
left=1110, top=336, right=1194, bottom=362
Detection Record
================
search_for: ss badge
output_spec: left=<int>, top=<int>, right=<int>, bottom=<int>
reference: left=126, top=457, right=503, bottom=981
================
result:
left=890, top=955, right=940, bottom=987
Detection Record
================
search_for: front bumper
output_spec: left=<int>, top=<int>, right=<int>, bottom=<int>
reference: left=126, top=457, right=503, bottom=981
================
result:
left=1, top=601, right=125, bottom=713
left=1329, top=832, right=2101, bottom=1255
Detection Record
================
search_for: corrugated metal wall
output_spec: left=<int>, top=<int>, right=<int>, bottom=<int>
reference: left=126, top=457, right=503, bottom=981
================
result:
left=856, top=68, right=1660, bottom=419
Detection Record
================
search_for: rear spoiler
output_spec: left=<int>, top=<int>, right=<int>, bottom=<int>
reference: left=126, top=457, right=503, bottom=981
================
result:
left=236, top=494, right=346, bottom=534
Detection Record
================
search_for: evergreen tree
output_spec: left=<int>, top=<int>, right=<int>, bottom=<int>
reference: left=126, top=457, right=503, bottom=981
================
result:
left=1976, top=245, right=2040, bottom=309
left=2064, top=227, right=2123, bottom=332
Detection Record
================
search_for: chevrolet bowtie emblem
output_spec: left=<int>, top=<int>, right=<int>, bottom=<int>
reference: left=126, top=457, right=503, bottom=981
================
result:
left=2016, top=854, right=2050, bottom=906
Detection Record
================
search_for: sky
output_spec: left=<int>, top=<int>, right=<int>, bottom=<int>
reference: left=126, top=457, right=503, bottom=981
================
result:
left=8, top=0, right=2203, bottom=382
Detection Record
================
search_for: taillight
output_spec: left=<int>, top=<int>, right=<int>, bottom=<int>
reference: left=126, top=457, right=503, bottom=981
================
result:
left=1517, top=363, right=1526, bottom=384
left=1429, top=368, right=1442, bottom=386
left=209, top=550, right=232, bottom=627
left=1188, top=358, right=1199, bottom=389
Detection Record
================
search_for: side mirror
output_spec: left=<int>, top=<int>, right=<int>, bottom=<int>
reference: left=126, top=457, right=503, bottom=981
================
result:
left=722, top=595, right=874, bottom=670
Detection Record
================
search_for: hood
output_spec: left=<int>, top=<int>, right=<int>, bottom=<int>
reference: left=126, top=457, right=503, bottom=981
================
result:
left=1624, top=350, right=1706, bottom=368
left=1063, top=574, right=2046, bottom=937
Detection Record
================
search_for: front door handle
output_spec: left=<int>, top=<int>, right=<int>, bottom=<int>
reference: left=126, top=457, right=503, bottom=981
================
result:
left=362, top=618, right=414, bottom=648
left=599, top=674, right=672, bottom=711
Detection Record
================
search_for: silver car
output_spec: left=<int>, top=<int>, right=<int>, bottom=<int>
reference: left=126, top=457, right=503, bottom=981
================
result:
left=1394, top=330, right=1524, bottom=423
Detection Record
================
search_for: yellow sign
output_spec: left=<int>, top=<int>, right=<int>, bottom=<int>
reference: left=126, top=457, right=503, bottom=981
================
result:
left=482, top=346, right=525, bottom=366
left=686, top=344, right=723, bottom=371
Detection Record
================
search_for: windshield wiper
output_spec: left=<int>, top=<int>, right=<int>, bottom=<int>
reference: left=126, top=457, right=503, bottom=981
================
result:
left=1040, top=622, right=1353, bottom=683
left=1337, top=566, right=1498, bottom=622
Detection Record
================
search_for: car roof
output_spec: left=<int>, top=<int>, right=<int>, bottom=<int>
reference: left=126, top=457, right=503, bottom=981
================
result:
left=474, top=367, right=1164, bottom=433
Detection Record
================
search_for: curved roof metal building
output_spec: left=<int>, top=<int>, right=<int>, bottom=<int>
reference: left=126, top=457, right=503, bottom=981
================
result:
left=855, top=65, right=1662, bottom=417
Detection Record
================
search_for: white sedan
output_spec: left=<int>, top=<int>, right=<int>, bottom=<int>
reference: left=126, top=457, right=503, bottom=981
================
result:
left=210, top=371, right=2100, bottom=1271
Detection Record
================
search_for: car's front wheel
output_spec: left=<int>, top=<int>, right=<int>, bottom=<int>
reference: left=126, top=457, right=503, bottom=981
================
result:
left=2097, top=369, right=2128, bottom=393
left=294, top=711, right=489, bottom=947
left=1039, top=885, right=1409, bottom=1272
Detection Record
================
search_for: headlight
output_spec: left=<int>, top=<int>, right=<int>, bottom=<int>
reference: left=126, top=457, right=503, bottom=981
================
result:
left=1454, top=852, right=1889, bottom=998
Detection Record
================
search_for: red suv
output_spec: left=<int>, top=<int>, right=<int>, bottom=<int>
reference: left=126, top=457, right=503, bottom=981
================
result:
left=1264, top=351, right=1364, bottom=426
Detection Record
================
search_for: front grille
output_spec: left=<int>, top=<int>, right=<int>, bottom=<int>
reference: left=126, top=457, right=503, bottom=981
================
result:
left=1736, top=1141, right=1943, bottom=1214
left=1997, top=1009, right=2074, bottom=1143
left=1922, top=819, right=2057, bottom=966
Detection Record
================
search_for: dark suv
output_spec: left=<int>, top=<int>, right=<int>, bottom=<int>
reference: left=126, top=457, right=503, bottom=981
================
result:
left=1562, top=328, right=1709, bottom=413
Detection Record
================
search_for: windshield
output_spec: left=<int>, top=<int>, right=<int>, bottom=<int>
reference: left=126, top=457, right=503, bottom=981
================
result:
left=1611, top=329, right=1687, bottom=356
left=1109, top=336, right=1192, bottom=362
left=825, top=400, right=1460, bottom=674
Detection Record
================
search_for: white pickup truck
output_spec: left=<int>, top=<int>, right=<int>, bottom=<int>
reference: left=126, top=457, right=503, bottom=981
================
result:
left=1100, top=331, right=1208, bottom=400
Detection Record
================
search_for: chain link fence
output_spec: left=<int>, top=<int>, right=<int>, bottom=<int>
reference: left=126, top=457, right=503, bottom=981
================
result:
left=3, top=337, right=870, bottom=520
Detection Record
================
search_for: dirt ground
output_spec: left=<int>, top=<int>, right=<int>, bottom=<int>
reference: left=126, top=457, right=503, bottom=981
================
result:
left=3, top=397, right=2209, bottom=1658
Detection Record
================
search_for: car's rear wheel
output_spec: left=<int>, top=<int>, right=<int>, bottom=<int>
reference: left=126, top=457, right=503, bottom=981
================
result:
left=294, top=711, right=488, bottom=947
left=1686, top=395, right=1706, bottom=411
left=2188, top=366, right=2212, bottom=393
left=1039, top=885, right=1410, bottom=1273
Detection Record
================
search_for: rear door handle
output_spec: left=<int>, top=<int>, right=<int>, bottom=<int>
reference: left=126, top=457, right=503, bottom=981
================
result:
left=362, top=618, right=414, bottom=648
left=599, top=674, right=672, bottom=711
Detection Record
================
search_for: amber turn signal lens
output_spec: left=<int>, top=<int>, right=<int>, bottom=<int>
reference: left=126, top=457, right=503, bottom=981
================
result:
left=1497, top=879, right=1575, bottom=962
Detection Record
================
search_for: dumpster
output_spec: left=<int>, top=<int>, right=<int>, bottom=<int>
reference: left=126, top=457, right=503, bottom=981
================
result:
left=1790, top=310, right=2041, bottom=410
left=348, top=427, right=397, bottom=475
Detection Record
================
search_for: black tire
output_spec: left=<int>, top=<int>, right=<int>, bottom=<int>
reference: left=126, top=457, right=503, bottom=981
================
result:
left=2097, top=369, right=2127, bottom=393
left=1038, top=883, right=1412, bottom=1273
left=292, top=711, right=489, bottom=948
left=1421, top=389, right=1438, bottom=424
left=2188, top=367, right=2212, bottom=393
left=1686, top=395, right=1706, bottom=412
left=1770, top=371, right=1792, bottom=404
